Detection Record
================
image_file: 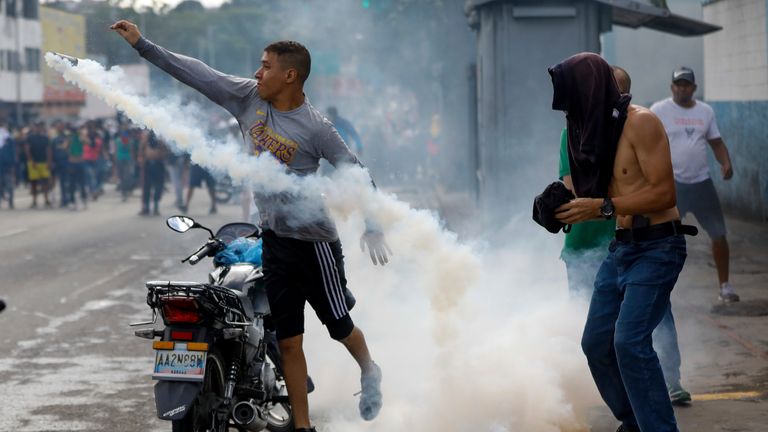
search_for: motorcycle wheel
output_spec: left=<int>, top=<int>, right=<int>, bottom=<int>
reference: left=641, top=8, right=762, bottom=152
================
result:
left=214, top=177, right=233, bottom=204
left=172, top=350, right=228, bottom=432
left=264, top=355, right=293, bottom=432
left=265, top=399, right=293, bottom=432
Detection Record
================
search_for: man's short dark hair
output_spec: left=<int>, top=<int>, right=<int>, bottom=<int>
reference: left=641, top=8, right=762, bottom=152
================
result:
left=265, top=41, right=311, bottom=84
left=611, top=65, right=632, bottom=93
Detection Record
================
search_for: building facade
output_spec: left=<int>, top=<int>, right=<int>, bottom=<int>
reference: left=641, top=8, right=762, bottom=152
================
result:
left=0, top=0, right=43, bottom=125
left=703, top=0, right=768, bottom=220
left=40, top=5, right=86, bottom=119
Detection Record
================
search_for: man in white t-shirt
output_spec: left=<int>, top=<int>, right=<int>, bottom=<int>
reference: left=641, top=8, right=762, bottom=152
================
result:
left=650, top=67, right=737, bottom=302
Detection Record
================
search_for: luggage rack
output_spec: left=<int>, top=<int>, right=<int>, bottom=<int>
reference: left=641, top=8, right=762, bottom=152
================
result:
left=144, top=280, right=251, bottom=326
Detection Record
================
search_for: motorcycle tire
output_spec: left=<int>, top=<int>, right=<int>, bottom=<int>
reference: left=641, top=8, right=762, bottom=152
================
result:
left=265, top=397, right=293, bottom=432
left=172, top=350, right=228, bottom=432
left=264, top=353, right=294, bottom=432
left=214, top=177, right=233, bottom=204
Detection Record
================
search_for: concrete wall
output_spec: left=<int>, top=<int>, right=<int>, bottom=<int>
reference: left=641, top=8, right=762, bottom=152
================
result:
left=708, top=101, right=768, bottom=221
left=703, top=0, right=768, bottom=101
left=703, top=0, right=768, bottom=221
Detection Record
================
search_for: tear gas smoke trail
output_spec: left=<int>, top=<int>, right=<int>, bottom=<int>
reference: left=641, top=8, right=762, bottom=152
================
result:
left=46, top=53, right=599, bottom=431
left=45, top=52, right=479, bottom=341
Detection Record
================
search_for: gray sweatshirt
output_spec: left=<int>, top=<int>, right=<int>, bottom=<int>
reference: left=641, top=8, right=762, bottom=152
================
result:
left=134, top=37, right=366, bottom=242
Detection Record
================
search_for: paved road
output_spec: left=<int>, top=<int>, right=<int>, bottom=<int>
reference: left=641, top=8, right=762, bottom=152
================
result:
left=0, top=188, right=235, bottom=432
left=2, top=184, right=767, bottom=431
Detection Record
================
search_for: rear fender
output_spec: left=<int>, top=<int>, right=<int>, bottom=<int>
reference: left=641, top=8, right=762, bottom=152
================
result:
left=154, top=380, right=202, bottom=420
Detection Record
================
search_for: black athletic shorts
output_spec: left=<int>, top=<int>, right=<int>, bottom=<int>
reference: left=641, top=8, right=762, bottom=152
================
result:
left=262, top=230, right=354, bottom=340
left=189, top=164, right=215, bottom=189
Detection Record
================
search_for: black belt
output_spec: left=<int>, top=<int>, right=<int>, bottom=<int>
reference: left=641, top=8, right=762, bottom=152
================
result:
left=615, top=221, right=698, bottom=243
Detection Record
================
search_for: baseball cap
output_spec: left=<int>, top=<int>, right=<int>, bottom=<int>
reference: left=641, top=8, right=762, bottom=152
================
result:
left=672, top=67, right=695, bottom=84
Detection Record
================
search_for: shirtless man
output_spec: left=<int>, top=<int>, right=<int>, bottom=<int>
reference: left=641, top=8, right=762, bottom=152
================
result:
left=550, top=53, right=693, bottom=432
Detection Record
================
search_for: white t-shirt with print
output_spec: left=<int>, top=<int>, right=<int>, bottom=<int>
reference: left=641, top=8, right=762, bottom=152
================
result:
left=650, top=97, right=721, bottom=184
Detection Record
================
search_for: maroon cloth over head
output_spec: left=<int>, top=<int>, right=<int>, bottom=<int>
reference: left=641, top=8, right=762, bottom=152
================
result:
left=548, top=52, right=631, bottom=198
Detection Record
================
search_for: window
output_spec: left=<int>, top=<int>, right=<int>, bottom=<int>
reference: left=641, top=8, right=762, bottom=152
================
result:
left=0, top=50, right=5, bottom=71
left=21, top=0, right=36, bottom=19
left=6, top=51, right=20, bottom=72
left=25, top=48, right=39, bottom=72
left=5, top=0, right=16, bottom=17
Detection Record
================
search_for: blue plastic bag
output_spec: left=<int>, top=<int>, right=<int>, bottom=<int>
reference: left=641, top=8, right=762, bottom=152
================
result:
left=214, top=237, right=263, bottom=267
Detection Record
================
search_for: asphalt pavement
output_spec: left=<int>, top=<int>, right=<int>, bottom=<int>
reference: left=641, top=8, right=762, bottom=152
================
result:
left=1, top=183, right=766, bottom=431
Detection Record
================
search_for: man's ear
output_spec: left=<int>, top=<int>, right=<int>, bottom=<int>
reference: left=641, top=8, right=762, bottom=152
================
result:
left=285, top=68, right=298, bottom=84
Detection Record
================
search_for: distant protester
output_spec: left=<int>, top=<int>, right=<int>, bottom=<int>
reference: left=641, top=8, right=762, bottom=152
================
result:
left=0, top=120, right=16, bottom=209
left=650, top=67, right=738, bottom=303
left=24, top=122, right=53, bottom=208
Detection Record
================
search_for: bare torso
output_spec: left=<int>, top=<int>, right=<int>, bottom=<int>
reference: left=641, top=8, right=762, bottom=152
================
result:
left=610, top=105, right=680, bottom=229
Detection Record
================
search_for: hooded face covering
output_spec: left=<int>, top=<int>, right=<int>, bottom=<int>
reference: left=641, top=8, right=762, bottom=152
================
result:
left=548, top=52, right=632, bottom=198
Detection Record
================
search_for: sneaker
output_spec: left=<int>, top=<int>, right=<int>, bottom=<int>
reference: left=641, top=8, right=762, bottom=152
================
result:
left=359, top=362, right=383, bottom=421
left=668, top=382, right=692, bottom=405
left=718, top=282, right=740, bottom=303
left=294, top=428, right=316, bottom=432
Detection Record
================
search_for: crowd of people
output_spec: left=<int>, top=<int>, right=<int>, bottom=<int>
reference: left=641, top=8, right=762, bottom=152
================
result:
left=0, top=118, right=219, bottom=216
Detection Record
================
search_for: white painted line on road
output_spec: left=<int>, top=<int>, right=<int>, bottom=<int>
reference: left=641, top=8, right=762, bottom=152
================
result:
left=0, top=227, right=29, bottom=239
left=69, top=265, right=138, bottom=299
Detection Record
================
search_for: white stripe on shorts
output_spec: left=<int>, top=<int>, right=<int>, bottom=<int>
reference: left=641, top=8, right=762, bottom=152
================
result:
left=313, top=243, right=346, bottom=319
left=320, top=242, right=348, bottom=316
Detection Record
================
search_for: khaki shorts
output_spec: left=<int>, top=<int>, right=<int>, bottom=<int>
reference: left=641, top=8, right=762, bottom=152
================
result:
left=27, top=162, right=51, bottom=182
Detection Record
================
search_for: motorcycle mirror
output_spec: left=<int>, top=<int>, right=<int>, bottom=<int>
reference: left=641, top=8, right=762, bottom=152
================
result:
left=166, top=216, right=196, bottom=233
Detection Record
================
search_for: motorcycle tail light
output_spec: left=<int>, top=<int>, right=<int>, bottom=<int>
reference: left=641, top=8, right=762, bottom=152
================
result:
left=162, top=297, right=201, bottom=324
left=171, top=330, right=194, bottom=341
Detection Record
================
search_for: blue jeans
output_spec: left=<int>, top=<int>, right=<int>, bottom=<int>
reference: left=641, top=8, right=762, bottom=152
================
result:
left=581, top=235, right=686, bottom=432
left=654, top=304, right=682, bottom=386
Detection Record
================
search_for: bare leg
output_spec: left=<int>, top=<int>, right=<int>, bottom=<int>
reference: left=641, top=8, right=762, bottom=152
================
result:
left=278, top=334, right=311, bottom=429
left=183, top=187, right=194, bottom=212
left=341, top=326, right=382, bottom=421
left=206, top=184, right=217, bottom=213
left=43, top=179, right=51, bottom=206
left=31, top=182, right=38, bottom=206
left=339, top=326, right=375, bottom=373
left=712, top=236, right=730, bottom=285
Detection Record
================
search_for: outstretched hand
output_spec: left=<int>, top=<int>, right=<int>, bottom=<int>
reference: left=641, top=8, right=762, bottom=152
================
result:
left=110, top=20, right=142, bottom=46
left=360, top=230, right=392, bottom=266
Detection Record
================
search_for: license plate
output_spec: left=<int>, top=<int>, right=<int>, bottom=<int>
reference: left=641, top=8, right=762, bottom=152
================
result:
left=152, top=344, right=207, bottom=381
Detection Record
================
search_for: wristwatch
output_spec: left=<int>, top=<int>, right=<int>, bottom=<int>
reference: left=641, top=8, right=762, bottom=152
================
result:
left=600, top=198, right=615, bottom=220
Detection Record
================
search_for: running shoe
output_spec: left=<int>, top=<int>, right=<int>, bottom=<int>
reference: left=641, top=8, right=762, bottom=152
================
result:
left=359, top=362, right=383, bottom=421
left=668, top=382, right=692, bottom=405
left=718, top=282, right=740, bottom=303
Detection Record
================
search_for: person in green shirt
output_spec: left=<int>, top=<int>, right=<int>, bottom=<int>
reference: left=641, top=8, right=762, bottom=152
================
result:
left=559, top=126, right=616, bottom=299
left=67, top=126, right=88, bottom=210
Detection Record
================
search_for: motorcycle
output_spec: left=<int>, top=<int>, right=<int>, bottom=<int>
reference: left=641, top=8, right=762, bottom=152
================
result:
left=131, top=216, right=301, bottom=432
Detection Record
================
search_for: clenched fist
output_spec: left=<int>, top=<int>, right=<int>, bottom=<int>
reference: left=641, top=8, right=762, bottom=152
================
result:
left=110, top=20, right=142, bottom=46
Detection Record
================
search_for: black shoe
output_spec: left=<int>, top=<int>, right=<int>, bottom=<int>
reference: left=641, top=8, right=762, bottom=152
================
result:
left=359, top=362, right=383, bottom=421
left=616, top=425, right=640, bottom=432
left=294, top=428, right=316, bottom=432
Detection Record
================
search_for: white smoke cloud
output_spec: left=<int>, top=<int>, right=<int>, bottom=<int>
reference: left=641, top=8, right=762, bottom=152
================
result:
left=45, top=53, right=600, bottom=431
